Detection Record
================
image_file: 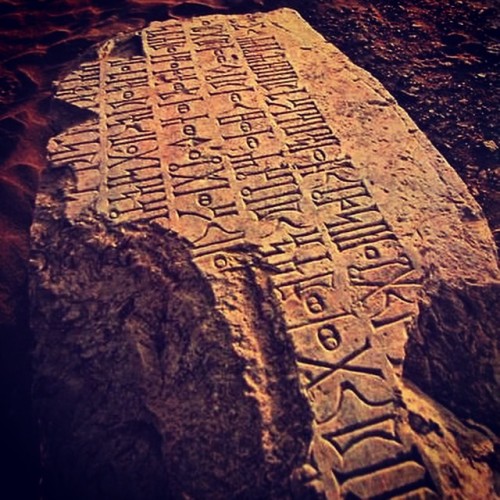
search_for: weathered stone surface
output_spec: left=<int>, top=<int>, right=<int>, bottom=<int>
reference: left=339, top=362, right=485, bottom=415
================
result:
left=30, top=211, right=311, bottom=499
left=405, top=280, right=500, bottom=434
left=30, top=8, right=499, bottom=499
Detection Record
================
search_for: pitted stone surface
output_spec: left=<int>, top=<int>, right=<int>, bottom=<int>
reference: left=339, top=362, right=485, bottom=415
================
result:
left=31, top=9, right=499, bottom=499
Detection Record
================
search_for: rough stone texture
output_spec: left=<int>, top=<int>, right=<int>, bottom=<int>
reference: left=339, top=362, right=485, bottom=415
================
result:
left=405, top=281, right=500, bottom=434
left=30, top=203, right=310, bottom=499
left=30, top=9, right=499, bottom=499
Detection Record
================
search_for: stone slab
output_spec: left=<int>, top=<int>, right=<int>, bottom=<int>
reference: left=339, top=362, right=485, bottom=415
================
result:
left=30, top=8, right=499, bottom=499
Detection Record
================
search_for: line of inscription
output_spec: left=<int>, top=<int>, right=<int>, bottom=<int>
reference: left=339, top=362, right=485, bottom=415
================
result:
left=230, top=16, right=432, bottom=498
left=105, top=56, right=168, bottom=222
left=55, top=61, right=100, bottom=111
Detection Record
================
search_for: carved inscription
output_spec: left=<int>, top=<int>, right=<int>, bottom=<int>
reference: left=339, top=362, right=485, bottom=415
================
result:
left=47, top=12, right=439, bottom=499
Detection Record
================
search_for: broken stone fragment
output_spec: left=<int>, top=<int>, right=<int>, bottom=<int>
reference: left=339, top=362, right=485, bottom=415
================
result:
left=405, top=280, right=500, bottom=434
left=30, top=210, right=311, bottom=499
left=30, top=8, right=499, bottom=499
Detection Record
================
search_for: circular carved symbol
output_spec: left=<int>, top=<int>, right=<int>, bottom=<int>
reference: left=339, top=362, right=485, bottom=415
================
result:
left=314, top=148, right=326, bottom=162
left=305, top=293, right=324, bottom=314
left=312, top=190, right=322, bottom=201
left=214, top=254, right=228, bottom=269
left=364, top=246, right=380, bottom=260
left=198, top=193, right=212, bottom=206
left=317, top=325, right=341, bottom=351
left=188, top=150, right=201, bottom=160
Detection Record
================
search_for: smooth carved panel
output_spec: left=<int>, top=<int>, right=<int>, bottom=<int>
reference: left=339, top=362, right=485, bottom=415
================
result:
left=35, top=8, right=499, bottom=499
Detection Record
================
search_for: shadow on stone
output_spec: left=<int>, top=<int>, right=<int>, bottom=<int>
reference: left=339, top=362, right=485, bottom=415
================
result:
left=404, top=280, right=500, bottom=435
left=30, top=204, right=311, bottom=499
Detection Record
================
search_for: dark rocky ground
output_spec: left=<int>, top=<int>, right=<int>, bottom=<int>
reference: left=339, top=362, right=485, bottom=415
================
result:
left=0, top=0, right=498, bottom=498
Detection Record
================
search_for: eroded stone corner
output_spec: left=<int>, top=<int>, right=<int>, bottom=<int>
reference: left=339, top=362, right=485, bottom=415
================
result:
left=399, top=277, right=500, bottom=497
